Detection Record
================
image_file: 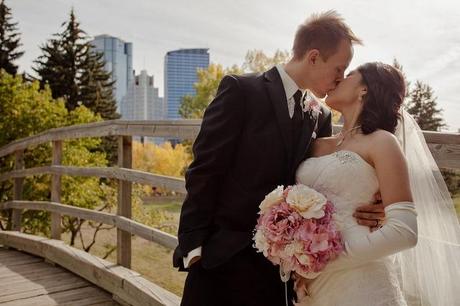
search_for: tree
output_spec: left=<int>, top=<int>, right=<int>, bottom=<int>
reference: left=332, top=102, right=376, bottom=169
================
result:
left=79, top=49, right=120, bottom=164
left=0, top=0, right=23, bottom=75
left=179, top=63, right=242, bottom=119
left=133, top=141, right=191, bottom=177
left=33, top=9, right=118, bottom=120
left=392, top=59, right=445, bottom=131
left=242, top=49, right=290, bottom=73
left=79, top=46, right=119, bottom=120
left=406, top=81, right=445, bottom=131
left=0, top=72, right=112, bottom=251
left=33, top=9, right=120, bottom=164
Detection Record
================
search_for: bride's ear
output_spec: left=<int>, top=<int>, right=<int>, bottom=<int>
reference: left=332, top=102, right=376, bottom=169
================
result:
left=360, top=87, right=368, bottom=101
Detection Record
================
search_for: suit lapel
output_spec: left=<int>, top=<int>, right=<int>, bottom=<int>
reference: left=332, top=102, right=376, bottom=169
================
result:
left=264, top=67, right=293, bottom=160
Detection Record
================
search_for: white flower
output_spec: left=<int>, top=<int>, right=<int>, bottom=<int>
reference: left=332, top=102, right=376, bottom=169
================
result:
left=302, top=91, right=323, bottom=117
left=286, top=184, right=327, bottom=219
left=259, top=185, right=284, bottom=212
left=283, top=241, right=304, bottom=257
left=253, top=230, right=269, bottom=256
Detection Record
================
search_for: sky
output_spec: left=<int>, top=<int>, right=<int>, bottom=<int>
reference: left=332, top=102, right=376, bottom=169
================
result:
left=9, top=0, right=460, bottom=131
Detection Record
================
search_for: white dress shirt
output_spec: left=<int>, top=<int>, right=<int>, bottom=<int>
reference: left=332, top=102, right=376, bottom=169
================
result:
left=276, top=64, right=305, bottom=119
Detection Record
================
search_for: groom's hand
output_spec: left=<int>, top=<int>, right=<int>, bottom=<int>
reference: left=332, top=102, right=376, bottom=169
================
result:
left=353, top=192, right=386, bottom=231
left=188, top=256, right=201, bottom=267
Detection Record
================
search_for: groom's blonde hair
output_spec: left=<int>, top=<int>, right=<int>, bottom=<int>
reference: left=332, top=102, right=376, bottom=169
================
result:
left=293, top=10, right=362, bottom=61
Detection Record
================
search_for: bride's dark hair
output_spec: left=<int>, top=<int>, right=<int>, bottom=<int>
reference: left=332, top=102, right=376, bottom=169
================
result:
left=357, top=62, right=406, bottom=134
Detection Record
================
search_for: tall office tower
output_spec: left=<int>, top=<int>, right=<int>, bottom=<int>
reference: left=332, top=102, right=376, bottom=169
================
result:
left=164, top=48, right=209, bottom=119
left=91, top=34, right=133, bottom=114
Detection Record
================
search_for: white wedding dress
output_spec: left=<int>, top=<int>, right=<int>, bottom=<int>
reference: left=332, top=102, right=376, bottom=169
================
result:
left=295, top=150, right=407, bottom=306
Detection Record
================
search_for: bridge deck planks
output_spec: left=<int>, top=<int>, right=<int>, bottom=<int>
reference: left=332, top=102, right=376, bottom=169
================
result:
left=0, top=247, right=120, bottom=306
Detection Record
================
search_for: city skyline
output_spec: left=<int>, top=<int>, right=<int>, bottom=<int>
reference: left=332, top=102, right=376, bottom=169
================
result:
left=9, top=0, right=460, bottom=130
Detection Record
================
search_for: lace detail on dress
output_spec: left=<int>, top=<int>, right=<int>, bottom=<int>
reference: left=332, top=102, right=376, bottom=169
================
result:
left=294, top=150, right=407, bottom=306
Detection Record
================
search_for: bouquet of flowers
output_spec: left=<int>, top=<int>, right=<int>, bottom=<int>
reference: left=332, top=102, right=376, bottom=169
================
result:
left=253, top=184, right=343, bottom=281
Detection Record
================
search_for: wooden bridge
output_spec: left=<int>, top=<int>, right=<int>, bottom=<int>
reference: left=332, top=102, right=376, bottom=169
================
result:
left=0, top=120, right=459, bottom=305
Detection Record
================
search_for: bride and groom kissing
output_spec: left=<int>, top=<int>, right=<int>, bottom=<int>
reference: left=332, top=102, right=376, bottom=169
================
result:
left=173, top=10, right=460, bottom=306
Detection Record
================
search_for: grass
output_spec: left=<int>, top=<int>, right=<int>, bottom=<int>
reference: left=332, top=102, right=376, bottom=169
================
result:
left=143, top=200, right=182, bottom=214
left=61, top=200, right=186, bottom=297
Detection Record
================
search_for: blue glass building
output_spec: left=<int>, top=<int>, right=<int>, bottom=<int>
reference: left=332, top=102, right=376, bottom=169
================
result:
left=164, top=49, right=210, bottom=119
left=91, top=35, right=133, bottom=114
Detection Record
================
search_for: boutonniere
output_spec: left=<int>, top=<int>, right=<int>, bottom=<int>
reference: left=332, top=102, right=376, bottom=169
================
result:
left=301, top=90, right=322, bottom=119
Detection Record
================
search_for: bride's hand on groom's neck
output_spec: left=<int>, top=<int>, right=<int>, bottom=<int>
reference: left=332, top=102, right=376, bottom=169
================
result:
left=353, top=191, right=386, bottom=231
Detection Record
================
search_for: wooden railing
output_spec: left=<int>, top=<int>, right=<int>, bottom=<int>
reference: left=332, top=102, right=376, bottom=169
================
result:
left=0, top=120, right=201, bottom=257
left=0, top=120, right=459, bottom=305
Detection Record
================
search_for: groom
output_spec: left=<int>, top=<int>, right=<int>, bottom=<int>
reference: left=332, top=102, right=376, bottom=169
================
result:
left=174, top=11, right=382, bottom=306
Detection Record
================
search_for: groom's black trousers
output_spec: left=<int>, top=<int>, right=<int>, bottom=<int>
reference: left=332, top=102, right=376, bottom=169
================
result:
left=180, top=246, right=294, bottom=306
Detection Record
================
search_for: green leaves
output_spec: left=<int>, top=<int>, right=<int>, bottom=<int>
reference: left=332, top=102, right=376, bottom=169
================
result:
left=0, top=71, right=108, bottom=236
left=0, top=73, right=67, bottom=144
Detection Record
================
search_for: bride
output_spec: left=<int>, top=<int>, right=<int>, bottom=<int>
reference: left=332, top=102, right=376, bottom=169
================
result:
left=295, top=62, right=460, bottom=306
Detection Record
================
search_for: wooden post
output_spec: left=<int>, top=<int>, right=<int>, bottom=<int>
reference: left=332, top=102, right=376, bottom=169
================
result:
left=51, top=141, right=62, bottom=240
left=11, top=150, right=24, bottom=231
left=117, top=136, right=132, bottom=268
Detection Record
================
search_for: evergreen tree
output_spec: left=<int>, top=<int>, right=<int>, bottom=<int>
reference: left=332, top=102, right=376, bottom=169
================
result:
left=393, top=58, right=445, bottom=131
left=0, top=0, right=24, bottom=75
left=406, top=81, right=445, bottom=131
left=33, top=9, right=119, bottom=164
left=33, top=9, right=118, bottom=120
left=80, top=48, right=119, bottom=120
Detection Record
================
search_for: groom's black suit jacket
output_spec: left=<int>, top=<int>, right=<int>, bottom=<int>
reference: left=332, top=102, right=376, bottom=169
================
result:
left=173, top=66, right=332, bottom=271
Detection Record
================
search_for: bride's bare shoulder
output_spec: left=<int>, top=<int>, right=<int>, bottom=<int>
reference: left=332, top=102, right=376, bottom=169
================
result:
left=368, top=129, right=400, bottom=146
left=367, top=129, right=404, bottom=160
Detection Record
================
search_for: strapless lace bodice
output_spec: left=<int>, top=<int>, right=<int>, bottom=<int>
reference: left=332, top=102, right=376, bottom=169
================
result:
left=295, top=150, right=406, bottom=306
left=296, top=150, right=379, bottom=234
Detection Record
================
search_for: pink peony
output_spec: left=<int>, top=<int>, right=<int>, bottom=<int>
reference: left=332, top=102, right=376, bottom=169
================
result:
left=259, top=202, right=302, bottom=244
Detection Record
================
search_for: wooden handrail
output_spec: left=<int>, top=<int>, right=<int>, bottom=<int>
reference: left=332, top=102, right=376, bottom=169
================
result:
left=0, top=166, right=186, bottom=194
left=0, top=201, right=178, bottom=250
left=0, top=120, right=201, bottom=158
left=0, top=120, right=458, bottom=167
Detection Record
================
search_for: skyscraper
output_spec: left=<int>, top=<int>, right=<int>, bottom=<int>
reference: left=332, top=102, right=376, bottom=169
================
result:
left=122, top=70, right=164, bottom=121
left=91, top=34, right=133, bottom=114
left=164, top=48, right=210, bottom=119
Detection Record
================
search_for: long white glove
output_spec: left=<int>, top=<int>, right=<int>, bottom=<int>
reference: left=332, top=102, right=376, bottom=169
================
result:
left=323, top=201, right=418, bottom=273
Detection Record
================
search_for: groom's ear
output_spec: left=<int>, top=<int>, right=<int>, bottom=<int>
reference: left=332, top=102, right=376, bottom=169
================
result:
left=306, top=49, right=321, bottom=65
